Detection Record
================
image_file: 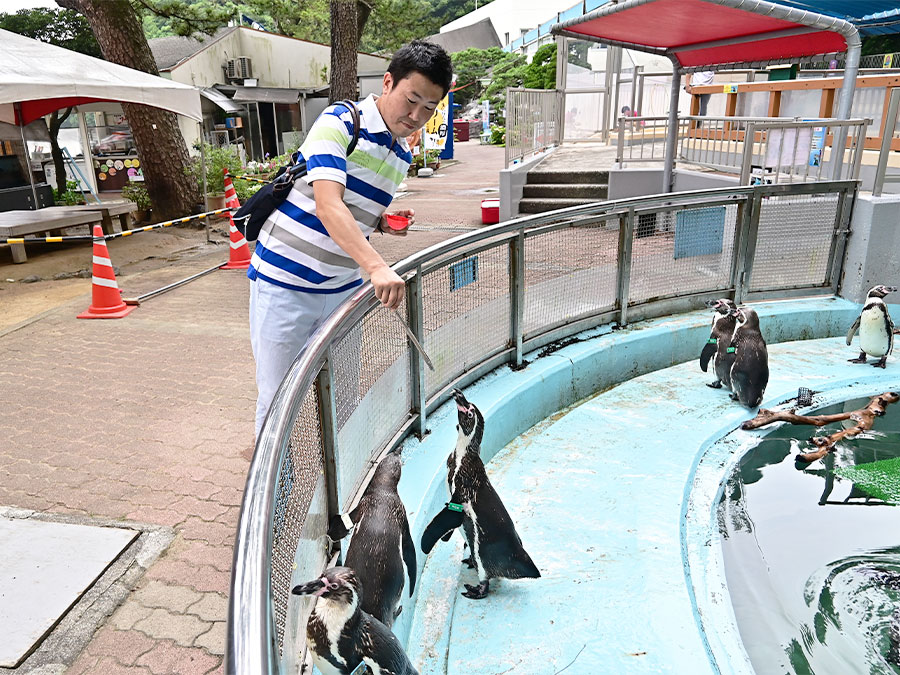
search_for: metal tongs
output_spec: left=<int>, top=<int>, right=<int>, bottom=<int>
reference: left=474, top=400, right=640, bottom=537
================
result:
left=389, top=308, right=434, bottom=371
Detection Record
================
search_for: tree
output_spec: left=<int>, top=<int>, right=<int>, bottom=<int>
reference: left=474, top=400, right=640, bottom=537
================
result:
left=0, top=8, right=101, bottom=196
left=55, top=0, right=229, bottom=219
left=451, top=47, right=505, bottom=106
left=329, top=0, right=359, bottom=103
left=523, top=43, right=556, bottom=90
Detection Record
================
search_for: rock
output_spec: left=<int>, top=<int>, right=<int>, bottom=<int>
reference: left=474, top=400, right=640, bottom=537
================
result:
left=53, top=272, right=77, bottom=280
left=22, top=275, right=41, bottom=284
left=77, top=269, right=92, bottom=278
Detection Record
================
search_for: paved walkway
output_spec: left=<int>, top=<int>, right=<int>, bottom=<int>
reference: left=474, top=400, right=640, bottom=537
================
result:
left=0, top=140, right=504, bottom=674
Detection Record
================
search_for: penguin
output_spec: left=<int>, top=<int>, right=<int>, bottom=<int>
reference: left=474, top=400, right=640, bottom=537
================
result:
left=326, top=451, right=416, bottom=628
left=846, top=285, right=896, bottom=368
left=292, top=566, right=418, bottom=675
left=728, top=307, right=768, bottom=409
left=700, top=298, right=738, bottom=390
left=420, top=389, right=540, bottom=599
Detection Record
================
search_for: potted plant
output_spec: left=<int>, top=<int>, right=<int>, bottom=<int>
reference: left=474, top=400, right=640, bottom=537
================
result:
left=188, top=143, right=241, bottom=211
left=122, top=181, right=151, bottom=222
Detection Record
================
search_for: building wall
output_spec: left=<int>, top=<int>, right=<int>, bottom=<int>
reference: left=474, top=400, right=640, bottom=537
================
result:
left=441, top=0, right=575, bottom=48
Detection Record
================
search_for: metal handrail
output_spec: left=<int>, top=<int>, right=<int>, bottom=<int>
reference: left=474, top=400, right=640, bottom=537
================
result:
left=226, top=179, right=859, bottom=674
left=873, top=87, right=900, bottom=197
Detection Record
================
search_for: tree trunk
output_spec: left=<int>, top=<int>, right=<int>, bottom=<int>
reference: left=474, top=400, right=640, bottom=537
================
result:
left=56, top=0, right=202, bottom=220
left=330, top=0, right=359, bottom=104
left=356, top=0, right=372, bottom=43
left=48, top=107, right=73, bottom=197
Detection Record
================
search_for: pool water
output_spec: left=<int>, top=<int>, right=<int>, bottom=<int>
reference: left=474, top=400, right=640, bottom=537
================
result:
left=719, top=397, right=900, bottom=675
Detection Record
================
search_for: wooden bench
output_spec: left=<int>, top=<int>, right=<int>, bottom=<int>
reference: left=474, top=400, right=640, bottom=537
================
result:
left=55, top=201, right=138, bottom=235
left=0, top=208, right=105, bottom=263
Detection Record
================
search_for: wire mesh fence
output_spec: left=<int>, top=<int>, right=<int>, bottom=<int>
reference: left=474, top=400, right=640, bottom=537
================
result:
left=228, top=179, right=858, bottom=675
left=506, top=88, right=564, bottom=167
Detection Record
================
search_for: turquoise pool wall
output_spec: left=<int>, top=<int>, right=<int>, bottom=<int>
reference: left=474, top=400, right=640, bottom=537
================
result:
left=389, top=296, right=878, bottom=668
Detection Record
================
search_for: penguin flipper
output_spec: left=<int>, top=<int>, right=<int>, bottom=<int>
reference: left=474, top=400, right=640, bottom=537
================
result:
left=700, top=341, right=716, bottom=372
left=846, top=316, right=861, bottom=345
left=421, top=507, right=464, bottom=554
left=402, top=523, right=417, bottom=596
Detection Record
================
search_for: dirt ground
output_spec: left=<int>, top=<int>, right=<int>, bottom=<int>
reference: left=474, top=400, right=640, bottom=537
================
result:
left=0, top=218, right=232, bottom=332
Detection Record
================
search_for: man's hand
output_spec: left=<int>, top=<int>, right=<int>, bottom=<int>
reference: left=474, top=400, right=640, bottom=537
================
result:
left=380, top=208, right=415, bottom=237
left=370, top=264, right=405, bottom=310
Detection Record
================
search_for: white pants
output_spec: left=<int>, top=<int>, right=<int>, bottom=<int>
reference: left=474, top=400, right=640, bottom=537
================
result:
left=249, top=279, right=355, bottom=440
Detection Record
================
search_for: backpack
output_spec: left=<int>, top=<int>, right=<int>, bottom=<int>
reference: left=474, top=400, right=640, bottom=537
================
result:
left=233, top=100, right=361, bottom=242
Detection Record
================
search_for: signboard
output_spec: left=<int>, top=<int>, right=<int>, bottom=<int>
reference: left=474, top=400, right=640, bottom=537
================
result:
left=482, top=100, right=490, bottom=132
left=424, top=94, right=450, bottom=151
left=808, top=125, right=826, bottom=167
left=723, top=84, right=738, bottom=94
left=765, top=127, right=813, bottom=167
left=674, top=207, right=726, bottom=259
left=884, top=53, right=895, bottom=68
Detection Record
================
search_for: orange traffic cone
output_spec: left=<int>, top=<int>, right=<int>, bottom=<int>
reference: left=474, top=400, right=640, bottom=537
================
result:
left=220, top=212, right=252, bottom=270
left=77, top=225, right=136, bottom=319
left=224, top=168, right=240, bottom=210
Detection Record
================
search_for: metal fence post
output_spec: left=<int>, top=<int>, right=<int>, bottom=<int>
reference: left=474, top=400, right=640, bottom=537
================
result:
left=739, top=122, right=756, bottom=184
left=873, top=88, right=900, bottom=196
left=509, top=231, right=526, bottom=367
left=826, top=185, right=856, bottom=295
left=729, top=196, right=753, bottom=302
left=735, top=189, right=764, bottom=302
left=315, top=356, right=341, bottom=552
left=407, top=271, right=427, bottom=438
left=616, top=119, right=625, bottom=168
left=616, top=210, right=634, bottom=326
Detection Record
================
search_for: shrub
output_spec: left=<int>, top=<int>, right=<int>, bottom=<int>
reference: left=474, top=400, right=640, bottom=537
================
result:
left=187, top=143, right=242, bottom=194
left=121, top=181, right=151, bottom=210
left=489, top=124, right=506, bottom=146
left=57, top=179, right=84, bottom=205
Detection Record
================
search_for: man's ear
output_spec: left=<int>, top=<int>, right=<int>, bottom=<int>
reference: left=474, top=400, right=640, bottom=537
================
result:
left=382, top=71, right=394, bottom=95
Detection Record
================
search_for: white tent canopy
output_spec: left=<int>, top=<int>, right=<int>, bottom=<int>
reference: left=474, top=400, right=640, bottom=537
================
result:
left=0, top=27, right=202, bottom=125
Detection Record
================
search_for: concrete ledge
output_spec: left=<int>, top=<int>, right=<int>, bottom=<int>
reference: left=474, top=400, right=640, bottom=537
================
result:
left=499, top=149, right=554, bottom=221
left=393, top=296, right=862, bottom=666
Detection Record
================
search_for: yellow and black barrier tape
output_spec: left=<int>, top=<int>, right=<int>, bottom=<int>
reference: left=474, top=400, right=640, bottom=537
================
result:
left=0, top=208, right=235, bottom=245
left=227, top=173, right=270, bottom=184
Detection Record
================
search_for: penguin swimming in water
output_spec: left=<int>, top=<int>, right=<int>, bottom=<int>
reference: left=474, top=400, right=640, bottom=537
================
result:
left=326, top=452, right=416, bottom=628
left=420, top=389, right=540, bottom=599
left=728, top=307, right=768, bottom=409
left=292, top=566, right=418, bottom=675
left=846, top=285, right=896, bottom=368
left=700, top=298, right=738, bottom=390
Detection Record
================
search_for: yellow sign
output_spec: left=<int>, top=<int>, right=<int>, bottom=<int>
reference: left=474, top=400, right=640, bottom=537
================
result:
left=884, top=53, right=894, bottom=68
left=723, top=84, right=738, bottom=94
left=424, top=95, right=450, bottom=151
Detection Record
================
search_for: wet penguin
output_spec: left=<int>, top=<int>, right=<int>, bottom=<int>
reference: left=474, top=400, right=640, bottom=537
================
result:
left=700, top=298, right=738, bottom=390
left=846, top=284, right=896, bottom=368
left=728, top=307, right=768, bottom=409
left=292, top=566, right=418, bottom=675
left=326, top=452, right=416, bottom=628
left=420, top=389, right=540, bottom=599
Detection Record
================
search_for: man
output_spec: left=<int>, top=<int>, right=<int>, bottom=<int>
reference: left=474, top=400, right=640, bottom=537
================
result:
left=248, top=40, right=453, bottom=439
left=684, top=70, right=715, bottom=117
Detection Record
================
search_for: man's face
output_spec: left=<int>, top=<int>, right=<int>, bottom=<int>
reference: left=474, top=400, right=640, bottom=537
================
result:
left=377, top=71, right=445, bottom=139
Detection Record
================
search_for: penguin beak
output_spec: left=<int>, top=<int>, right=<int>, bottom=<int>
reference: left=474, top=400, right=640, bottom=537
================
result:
left=887, top=286, right=897, bottom=294
left=291, top=578, right=326, bottom=596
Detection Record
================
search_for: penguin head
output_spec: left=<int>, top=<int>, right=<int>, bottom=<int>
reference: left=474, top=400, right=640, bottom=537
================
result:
left=292, top=566, right=361, bottom=608
left=370, top=451, right=402, bottom=489
left=733, top=307, right=760, bottom=331
left=867, top=285, right=897, bottom=299
left=707, top=298, right=736, bottom=315
left=452, top=389, right=484, bottom=446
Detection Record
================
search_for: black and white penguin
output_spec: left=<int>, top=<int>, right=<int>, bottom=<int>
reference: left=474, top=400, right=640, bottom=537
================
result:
left=700, top=298, right=738, bottom=390
left=292, top=566, right=418, bottom=675
left=420, top=389, right=540, bottom=599
left=326, top=451, right=416, bottom=628
left=846, top=285, right=896, bottom=368
left=728, top=307, right=768, bottom=409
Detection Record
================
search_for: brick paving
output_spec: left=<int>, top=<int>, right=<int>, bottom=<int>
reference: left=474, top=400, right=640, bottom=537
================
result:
left=0, top=139, right=504, bottom=674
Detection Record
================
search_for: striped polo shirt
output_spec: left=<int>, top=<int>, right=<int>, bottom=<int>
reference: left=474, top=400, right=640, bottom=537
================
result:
left=248, top=94, right=412, bottom=293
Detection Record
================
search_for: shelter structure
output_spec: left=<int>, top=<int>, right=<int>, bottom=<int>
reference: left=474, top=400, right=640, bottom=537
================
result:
left=552, top=0, right=863, bottom=191
left=0, top=28, right=202, bottom=205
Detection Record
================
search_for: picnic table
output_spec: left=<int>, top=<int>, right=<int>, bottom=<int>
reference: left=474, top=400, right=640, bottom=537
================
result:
left=60, top=201, right=138, bottom=235
left=0, top=208, right=104, bottom=263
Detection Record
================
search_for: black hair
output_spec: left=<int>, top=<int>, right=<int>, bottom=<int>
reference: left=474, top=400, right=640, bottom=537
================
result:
left=387, top=40, right=453, bottom=97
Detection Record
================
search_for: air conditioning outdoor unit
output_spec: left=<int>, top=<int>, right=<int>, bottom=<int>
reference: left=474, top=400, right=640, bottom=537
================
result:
left=226, top=56, right=253, bottom=81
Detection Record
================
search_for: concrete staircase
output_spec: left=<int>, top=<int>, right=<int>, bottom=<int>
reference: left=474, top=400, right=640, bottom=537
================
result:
left=518, top=169, right=609, bottom=215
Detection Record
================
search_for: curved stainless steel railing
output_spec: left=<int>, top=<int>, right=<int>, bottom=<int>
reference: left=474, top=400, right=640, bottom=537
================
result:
left=226, top=179, right=857, bottom=674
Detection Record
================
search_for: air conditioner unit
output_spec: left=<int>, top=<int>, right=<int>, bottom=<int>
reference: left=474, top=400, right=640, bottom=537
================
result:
left=226, top=56, right=253, bottom=80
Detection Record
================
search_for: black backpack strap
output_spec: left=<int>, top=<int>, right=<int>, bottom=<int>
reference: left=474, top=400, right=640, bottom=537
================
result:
left=337, top=100, right=362, bottom=155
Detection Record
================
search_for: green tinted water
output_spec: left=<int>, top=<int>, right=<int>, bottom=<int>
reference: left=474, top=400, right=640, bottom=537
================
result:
left=719, top=397, right=900, bottom=675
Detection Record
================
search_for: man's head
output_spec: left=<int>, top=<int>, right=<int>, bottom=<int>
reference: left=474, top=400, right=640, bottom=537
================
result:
left=377, top=40, right=453, bottom=139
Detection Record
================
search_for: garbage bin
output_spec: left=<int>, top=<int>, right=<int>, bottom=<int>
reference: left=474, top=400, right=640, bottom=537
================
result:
left=454, top=119, right=470, bottom=142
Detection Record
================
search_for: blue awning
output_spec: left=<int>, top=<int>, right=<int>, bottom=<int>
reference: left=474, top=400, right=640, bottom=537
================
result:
left=764, top=1, right=900, bottom=36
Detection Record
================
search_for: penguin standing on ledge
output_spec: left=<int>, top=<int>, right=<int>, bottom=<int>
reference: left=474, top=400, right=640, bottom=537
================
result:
left=292, top=567, right=418, bottom=675
left=847, top=285, right=896, bottom=368
left=700, top=298, right=737, bottom=390
left=729, top=307, right=768, bottom=409
left=421, top=389, right=540, bottom=599
left=327, top=451, right=416, bottom=628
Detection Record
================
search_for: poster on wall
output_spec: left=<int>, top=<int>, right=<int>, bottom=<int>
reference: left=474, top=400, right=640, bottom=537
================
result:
left=423, top=95, right=450, bottom=151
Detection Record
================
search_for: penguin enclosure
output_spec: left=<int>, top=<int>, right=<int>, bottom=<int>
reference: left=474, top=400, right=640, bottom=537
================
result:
left=227, top=179, right=900, bottom=674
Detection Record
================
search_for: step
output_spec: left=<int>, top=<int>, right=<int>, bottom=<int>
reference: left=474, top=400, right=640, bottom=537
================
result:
left=526, top=169, right=610, bottom=185
left=518, top=197, right=602, bottom=214
left=522, top=183, right=608, bottom=199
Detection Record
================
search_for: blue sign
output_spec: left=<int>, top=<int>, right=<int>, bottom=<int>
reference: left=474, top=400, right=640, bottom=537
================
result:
left=449, top=256, right=478, bottom=291
left=674, top=207, right=726, bottom=259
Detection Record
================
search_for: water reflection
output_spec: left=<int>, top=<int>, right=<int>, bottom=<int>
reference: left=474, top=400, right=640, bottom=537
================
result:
left=719, top=397, right=900, bottom=674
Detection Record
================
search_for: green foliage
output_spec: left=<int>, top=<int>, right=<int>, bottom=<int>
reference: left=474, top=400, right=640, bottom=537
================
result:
left=57, top=179, right=85, bottom=206
left=360, top=0, right=440, bottom=53
left=187, top=143, right=242, bottom=194
left=489, top=123, right=505, bottom=146
left=409, top=148, right=441, bottom=172
left=132, top=0, right=236, bottom=38
left=233, top=179, right=263, bottom=203
left=0, top=7, right=101, bottom=56
left=121, top=181, right=152, bottom=210
left=451, top=47, right=505, bottom=106
left=861, top=35, right=900, bottom=56
left=523, top=43, right=556, bottom=90
left=567, top=41, right=591, bottom=70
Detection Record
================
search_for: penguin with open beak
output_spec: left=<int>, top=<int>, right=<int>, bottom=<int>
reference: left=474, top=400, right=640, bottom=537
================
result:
left=700, top=298, right=738, bottom=390
left=847, top=285, right=896, bottom=368
left=292, top=566, right=418, bottom=675
left=420, top=389, right=540, bottom=599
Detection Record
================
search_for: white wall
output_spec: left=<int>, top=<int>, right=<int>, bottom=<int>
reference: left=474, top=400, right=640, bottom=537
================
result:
left=441, top=0, right=576, bottom=47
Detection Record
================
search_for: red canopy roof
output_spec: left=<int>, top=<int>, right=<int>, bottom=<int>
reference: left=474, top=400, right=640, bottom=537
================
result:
left=554, top=0, right=851, bottom=69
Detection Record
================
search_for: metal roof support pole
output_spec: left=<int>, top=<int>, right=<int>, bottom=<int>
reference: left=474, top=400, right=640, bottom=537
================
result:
left=662, top=59, right=681, bottom=194
left=14, top=103, right=39, bottom=208
left=832, top=28, right=862, bottom=179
